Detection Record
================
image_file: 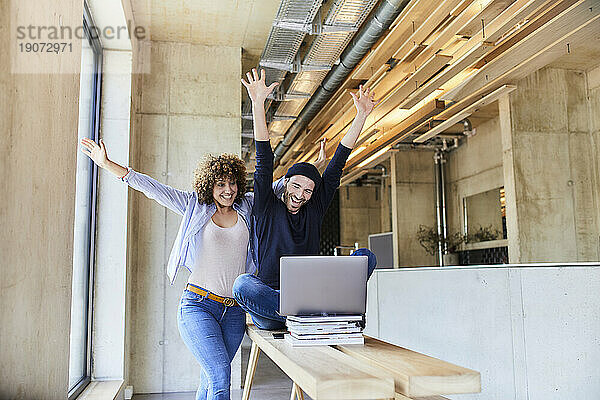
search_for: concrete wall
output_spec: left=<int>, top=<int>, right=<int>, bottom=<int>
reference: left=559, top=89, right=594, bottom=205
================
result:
left=127, top=41, right=241, bottom=394
left=500, top=68, right=600, bottom=263
left=0, top=0, right=82, bottom=398
left=365, top=265, right=600, bottom=400
left=446, top=117, right=504, bottom=240
left=586, top=65, right=600, bottom=261
left=392, top=150, right=437, bottom=266
left=379, top=159, right=393, bottom=233
left=339, top=186, right=382, bottom=248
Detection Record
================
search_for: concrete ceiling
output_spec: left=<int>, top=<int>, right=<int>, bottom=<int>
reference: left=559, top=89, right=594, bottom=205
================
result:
left=131, top=0, right=281, bottom=72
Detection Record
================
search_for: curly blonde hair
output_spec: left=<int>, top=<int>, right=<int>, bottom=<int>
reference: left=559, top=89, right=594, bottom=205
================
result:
left=193, top=154, right=247, bottom=205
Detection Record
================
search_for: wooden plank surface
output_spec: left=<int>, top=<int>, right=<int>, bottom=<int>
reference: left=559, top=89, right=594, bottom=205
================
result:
left=336, top=336, right=481, bottom=397
left=344, top=99, right=445, bottom=171
left=414, top=84, right=516, bottom=142
left=442, top=0, right=599, bottom=101
left=353, top=0, right=438, bottom=80
left=246, top=326, right=395, bottom=400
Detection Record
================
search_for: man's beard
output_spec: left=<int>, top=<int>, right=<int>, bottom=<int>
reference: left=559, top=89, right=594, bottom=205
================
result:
left=283, top=189, right=306, bottom=209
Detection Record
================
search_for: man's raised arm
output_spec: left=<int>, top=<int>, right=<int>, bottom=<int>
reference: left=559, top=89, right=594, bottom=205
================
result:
left=241, top=68, right=279, bottom=214
left=318, top=85, right=378, bottom=212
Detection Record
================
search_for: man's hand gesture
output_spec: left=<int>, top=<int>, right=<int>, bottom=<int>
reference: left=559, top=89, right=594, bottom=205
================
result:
left=350, top=85, right=377, bottom=117
left=241, top=68, right=279, bottom=105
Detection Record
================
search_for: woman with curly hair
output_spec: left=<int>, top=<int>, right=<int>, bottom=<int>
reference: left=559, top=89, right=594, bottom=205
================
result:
left=79, top=137, right=326, bottom=400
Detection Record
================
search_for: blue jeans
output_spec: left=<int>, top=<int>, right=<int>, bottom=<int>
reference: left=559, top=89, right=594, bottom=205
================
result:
left=232, top=248, right=377, bottom=330
left=177, top=288, right=246, bottom=400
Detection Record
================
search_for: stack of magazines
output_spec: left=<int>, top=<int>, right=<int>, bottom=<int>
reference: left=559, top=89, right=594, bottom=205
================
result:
left=284, top=315, right=364, bottom=347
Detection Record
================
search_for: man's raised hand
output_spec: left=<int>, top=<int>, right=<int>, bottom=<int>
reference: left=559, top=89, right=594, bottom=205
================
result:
left=350, top=85, right=378, bottom=117
left=313, top=138, right=328, bottom=172
left=241, top=68, right=279, bottom=104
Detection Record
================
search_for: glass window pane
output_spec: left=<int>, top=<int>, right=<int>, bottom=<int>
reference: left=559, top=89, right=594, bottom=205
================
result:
left=69, top=32, right=97, bottom=391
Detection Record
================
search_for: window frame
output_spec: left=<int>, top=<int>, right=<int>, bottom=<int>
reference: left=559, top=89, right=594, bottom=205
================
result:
left=68, top=2, right=103, bottom=399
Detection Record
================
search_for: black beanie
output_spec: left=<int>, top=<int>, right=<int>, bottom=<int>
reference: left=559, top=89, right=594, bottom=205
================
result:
left=285, top=162, right=321, bottom=189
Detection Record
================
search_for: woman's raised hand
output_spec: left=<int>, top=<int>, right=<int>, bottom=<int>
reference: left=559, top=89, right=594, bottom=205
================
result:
left=241, top=68, right=279, bottom=104
left=80, top=137, right=109, bottom=167
left=350, top=85, right=378, bottom=117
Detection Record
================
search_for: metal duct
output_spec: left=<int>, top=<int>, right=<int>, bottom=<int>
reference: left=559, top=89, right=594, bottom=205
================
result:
left=273, top=0, right=411, bottom=164
left=241, top=0, right=323, bottom=160
left=269, top=0, right=380, bottom=143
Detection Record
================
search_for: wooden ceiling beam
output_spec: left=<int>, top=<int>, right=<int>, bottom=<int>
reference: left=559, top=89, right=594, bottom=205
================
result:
left=399, top=41, right=494, bottom=109
left=352, top=0, right=438, bottom=80
left=344, top=99, right=445, bottom=171
left=413, top=84, right=516, bottom=143
left=442, top=0, right=599, bottom=102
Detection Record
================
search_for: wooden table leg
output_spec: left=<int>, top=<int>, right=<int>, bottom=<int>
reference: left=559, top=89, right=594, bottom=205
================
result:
left=297, top=384, right=305, bottom=400
left=242, top=342, right=260, bottom=400
left=290, top=382, right=305, bottom=400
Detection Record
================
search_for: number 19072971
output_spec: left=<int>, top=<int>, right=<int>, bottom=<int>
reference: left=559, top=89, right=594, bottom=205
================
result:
left=19, top=42, right=72, bottom=54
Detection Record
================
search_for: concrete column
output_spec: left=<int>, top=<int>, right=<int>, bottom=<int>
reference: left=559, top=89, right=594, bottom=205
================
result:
left=391, top=150, right=437, bottom=267
left=586, top=65, right=600, bottom=260
left=129, top=41, right=242, bottom=393
left=499, top=67, right=599, bottom=263
left=0, top=1, right=82, bottom=397
left=499, top=94, right=522, bottom=263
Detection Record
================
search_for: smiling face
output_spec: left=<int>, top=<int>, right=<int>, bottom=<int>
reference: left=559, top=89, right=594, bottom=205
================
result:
left=283, top=175, right=315, bottom=214
left=212, top=176, right=238, bottom=208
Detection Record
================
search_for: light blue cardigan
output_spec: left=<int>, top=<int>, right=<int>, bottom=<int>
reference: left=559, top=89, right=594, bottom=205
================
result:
left=122, top=168, right=284, bottom=285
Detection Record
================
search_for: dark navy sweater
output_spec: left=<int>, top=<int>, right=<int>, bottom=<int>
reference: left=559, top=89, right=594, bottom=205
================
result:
left=253, top=140, right=352, bottom=289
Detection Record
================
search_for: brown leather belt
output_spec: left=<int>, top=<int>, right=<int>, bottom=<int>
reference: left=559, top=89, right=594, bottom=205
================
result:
left=185, top=284, right=238, bottom=307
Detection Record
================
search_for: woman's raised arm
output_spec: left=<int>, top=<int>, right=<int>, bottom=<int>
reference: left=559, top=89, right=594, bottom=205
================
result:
left=79, top=138, right=193, bottom=215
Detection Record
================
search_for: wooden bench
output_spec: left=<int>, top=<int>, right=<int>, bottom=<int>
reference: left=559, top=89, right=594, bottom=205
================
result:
left=242, top=324, right=480, bottom=400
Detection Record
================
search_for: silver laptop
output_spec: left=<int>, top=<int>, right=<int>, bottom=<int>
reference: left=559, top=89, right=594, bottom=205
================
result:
left=279, top=256, right=368, bottom=316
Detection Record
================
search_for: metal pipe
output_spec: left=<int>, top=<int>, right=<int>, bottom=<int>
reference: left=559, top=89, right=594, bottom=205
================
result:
left=462, top=118, right=472, bottom=135
left=433, top=152, right=444, bottom=266
left=434, top=151, right=448, bottom=266
left=439, top=152, right=448, bottom=255
left=273, top=0, right=411, bottom=164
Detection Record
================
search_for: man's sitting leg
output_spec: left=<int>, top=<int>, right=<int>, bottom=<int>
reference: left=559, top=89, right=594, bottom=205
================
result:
left=351, top=248, right=377, bottom=279
left=232, top=274, right=286, bottom=330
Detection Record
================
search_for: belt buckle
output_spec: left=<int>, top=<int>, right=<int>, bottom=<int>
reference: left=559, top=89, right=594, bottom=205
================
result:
left=223, top=297, right=235, bottom=307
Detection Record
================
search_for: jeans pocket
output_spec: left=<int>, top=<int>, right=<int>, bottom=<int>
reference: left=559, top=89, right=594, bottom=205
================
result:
left=181, top=289, right=206, bottom=304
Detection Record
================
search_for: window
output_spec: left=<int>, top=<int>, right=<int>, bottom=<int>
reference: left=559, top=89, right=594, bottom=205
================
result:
left=68, top=3, right=102, bottom=398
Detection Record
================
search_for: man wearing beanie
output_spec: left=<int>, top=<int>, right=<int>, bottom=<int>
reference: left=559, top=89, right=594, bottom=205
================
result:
left=235, top=69, right=378, bottom=330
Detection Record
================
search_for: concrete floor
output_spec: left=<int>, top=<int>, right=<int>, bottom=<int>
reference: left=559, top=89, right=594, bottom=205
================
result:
left=132, top=346, right=310, bottom=400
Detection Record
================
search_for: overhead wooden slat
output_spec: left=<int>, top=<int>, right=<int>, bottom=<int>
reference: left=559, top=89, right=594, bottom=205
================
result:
left=414, top=84, right=516, bottom=142
left=483, top=0, right=556, bottom=44
left=455, top=0, right=513, bottom=38
left=345, top=99, right=445, bottom=171
left=399, top=41, right=494, bottom=109
left=405, top=0, right=505, bottom=73
left=472, top=0, right=578, bottom=69
left=376, top=54, right=452, bottom=115
left=390, top=0, right=466, bottom=63
left=353, top=0, right=439, bottom=80
left=450, top=0, right=557, bottom=61
left=442, top=0, right=600, bottom=102
left=340, top=168, right=371, bottom=186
